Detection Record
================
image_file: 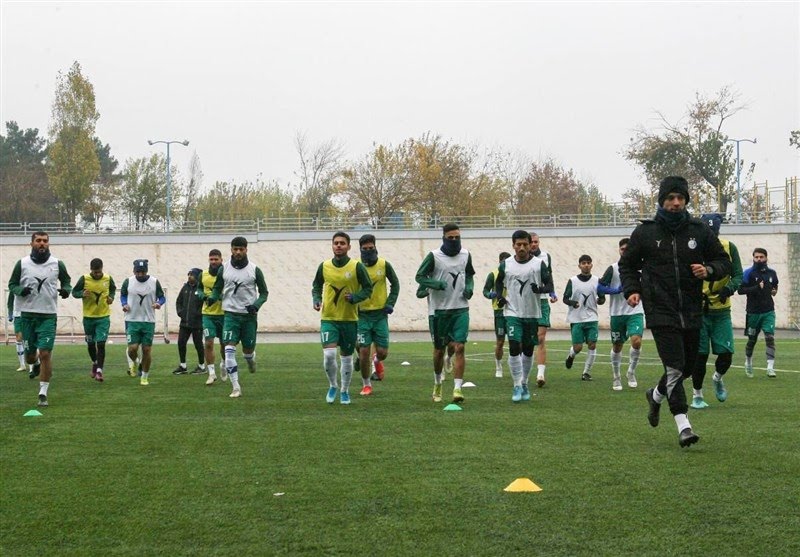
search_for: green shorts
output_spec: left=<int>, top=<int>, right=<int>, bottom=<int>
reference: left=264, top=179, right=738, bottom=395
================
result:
left=493, top=310, right=506, bottom=339
left=320, top=320, right=357, bottom=355
left=83, top=316, right=111, bottom=343
left=434, top=308, right=469, bottom=349
left=428, top=315, right=436, bottom=346
left=20, top=313, right=57, bottom=353
left=745, top=311, right=776, bottom=339
left=699, top=311, right=734, bottom=355
left=357, top=311, right=390, bottom=349
left=538, top=299, right=552, bottom=328
left=126, top=321, right=155, bottom=346
left=223, top=312, right=258, bottom=349
left=570, top=321, right=599, bottom=345
left=505, top=316, right=538, bottom=347
left=13, top=315, right=24, bottom=335
left=610, top=314, right=644, bottom=345
left=203, top=314, right=225, bottom=342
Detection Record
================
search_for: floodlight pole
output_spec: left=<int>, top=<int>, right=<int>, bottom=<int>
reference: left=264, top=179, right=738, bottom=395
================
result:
left=147, top=139, right=190, bottom=230
left=726, top=137, right=757, bottom=223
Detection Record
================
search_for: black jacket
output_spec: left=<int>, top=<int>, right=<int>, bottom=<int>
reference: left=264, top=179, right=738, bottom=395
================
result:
left=176, top=281, right=203, bottom=329
left=619, top=214, right=731, bottom=330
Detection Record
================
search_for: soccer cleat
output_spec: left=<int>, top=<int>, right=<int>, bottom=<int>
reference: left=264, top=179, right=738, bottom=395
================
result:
left=29, top=363, right=41, bottom=379
left=495, top=368, right=503, bottom=378
left=16, top=365, right=27, bottom=372
left=190, top=366, right=206, bottom=375
left=536, top=376, right=546, bottom=388
left=713, top=377, right=727, bottom=402
left=247, top=358, right=256, bottom=374
left=691, top=396, right=709, bottom=409
left=452, top=387, right=464, bottom=403
left=744, top=361, right=754, bottom=378
left=128, top=363, right=137, bottom=377
left=627, top=371, right=638, bottom=388
left=612, top=379, right=623, bottom=391
left=645, top=388, right=660, bottom=427
left=432, top=384, right=442, bottom=403
left=565, top=354, right=574, bottom=369
left=767, top=369, right=776, bottom=378
left=511, top=385, right=523, bottom=402
left=373, top=356, right=384, bottom=381
left=340, top=391, right=351, bottom=405
left=95, top=371, right=104, bottom=383
left=521, top=384, right=532, bottom=401
left=229, top=388, right=241, bottom=398
left=91, top=363, right=98, bottom=378
left=581, top=373, right=592, bottom=381
left=173, top=366, right=188, bottom=375
left=140, top=377, right=149, bottom=386
left=205, top=374, right=217, bottom=386
left=37, top=394, right=48, bottom=407
left=678, top=427, right=700, bottom=448
left=359, top=385, right=373, bottom=396
left=326, top=386, right=337, bottom=404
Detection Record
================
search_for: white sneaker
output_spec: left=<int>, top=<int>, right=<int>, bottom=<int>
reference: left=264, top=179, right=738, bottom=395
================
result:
left=744, top=361, right=754, bottom=378
left=767, top=369, right=776, bottom=378
left=612, top=378, right=623, bottom=391
left=221, top=368, right=229, bottom=382
left=495, top=368, right=503, bottom=378
left=229, top=388, right=241, bottom=398
left=205, top=374, right=217, bottom=386
left=627, top=371, right=638, bottom=388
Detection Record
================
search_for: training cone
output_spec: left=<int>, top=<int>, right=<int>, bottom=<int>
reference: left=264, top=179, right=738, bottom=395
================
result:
left=504, top=478, right=542, bottom=492
left=463, top=381, right=476, bottom=387
left=23, top=409, right=44, bottom=417
left=443, top=403, right=463, bottom=412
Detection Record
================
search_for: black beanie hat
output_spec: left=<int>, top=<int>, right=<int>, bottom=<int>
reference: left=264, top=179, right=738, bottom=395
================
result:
left=658, top=176, right=690, bottom=206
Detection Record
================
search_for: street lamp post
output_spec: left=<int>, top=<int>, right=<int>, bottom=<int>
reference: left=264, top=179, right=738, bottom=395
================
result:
left=148, top=139, right=189, bottom=231
left=726, top=137, right=757, bottom=224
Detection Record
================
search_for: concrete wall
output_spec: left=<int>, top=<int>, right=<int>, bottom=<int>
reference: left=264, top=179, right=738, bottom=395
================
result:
left=1, top=225, right=796, bottom=335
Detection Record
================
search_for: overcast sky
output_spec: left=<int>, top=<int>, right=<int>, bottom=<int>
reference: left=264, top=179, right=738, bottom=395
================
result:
left=2, top=1, right=798, bottom=203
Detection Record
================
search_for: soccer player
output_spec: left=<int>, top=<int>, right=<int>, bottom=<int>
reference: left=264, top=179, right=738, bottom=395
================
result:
left=121, top=259, right=165, bottom=386
left=685, top=214, right=742, bottom=407
left=205, top=237, right=269, bottom=398
left=415, top=223, right=475, bottom=404
left=355, top=234, right=399, bottom=396
left=598, top=238, right=643, bottom=391
left=738, top=247, right=779, bottom=378
left=196, top=249, right=227, bottom=385
left=173, top=268, right=205, bottom=376
left=483, top=251, right=511, bottom=378
left=312, top=231, right=373, bottom=404
left=563, top=255, right=605, bottom=381
left=71, top=258, right=116, bottom=382
left=6, top=291, right=27, bottom=372
left=620, top=176, right=731, bottom=448
left=7, top=231, right=72, bottom=407
left=530, top=233, right=558, bottom=387
left=494, top=231, right=550, bottom=401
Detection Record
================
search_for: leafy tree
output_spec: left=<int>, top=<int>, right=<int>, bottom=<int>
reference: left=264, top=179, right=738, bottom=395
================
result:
left=293, top=132, right=345, bottom=215
left=0, top=121, right=55, bottom=223
left=507, top=158, right=603, bottom=216
left=182, top=152, right=204, bottom=223
left=81, top=137, right=121, bottom=230
left=46, top=61, right=101, bottom=222
left=624, top=86, right=750, bottom=213
left=193, top=177, right=297, bottom=222
left=118, top=154, right=172, bottom=230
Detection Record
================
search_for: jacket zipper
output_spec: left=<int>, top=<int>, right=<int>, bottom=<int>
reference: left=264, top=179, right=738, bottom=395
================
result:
left=671, top=234, right=686, bottom=328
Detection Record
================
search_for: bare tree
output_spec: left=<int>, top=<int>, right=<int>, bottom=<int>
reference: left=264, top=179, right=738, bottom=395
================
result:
left=182, top=151, right=204, bottom=223
left=293, top=132, right=346, bottom=215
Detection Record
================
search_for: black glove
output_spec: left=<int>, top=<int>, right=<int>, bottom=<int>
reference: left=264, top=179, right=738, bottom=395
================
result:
left=572, top=301, right=580, bottom=309
left=205, top=297, right=216, bottom=307
left=58, top=288, right=70, bottom=299
left=20, top=286, right=32, bottom=296
left=496, top=296, right=507, bottom=308
left=531, top=283, right=541, bottom=293
left=245, top=304, right=258, bottom=315
left=718, top=286, right=733, bottom=303
left=384, top=305, right=394, bottom=315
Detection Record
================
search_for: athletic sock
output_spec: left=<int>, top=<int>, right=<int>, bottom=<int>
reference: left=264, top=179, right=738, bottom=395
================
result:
left=39, top=381, right=49, bottom=396
left=674, top=413, right=691, bottom=433
left=521, top=354, right=533, bottom=384
left=495, top=358, right=503, bottom=371
left=767, top=359, right=775, bottom=371
left=693, top=388, right=703, bottom=398
left=434, top=371, right=443, bottom=385
left=16, top=342, right=25, bottom=366
left=508, top=355, right=523, bottom=387
left=230, top=371, right=240, bottom=390
left=712, top=372, right=722, bottom=382
left=611, top=350, right=622, bottom=378
left=340, top=355, right=353, bottom=392
left=207, top=364, right=216, bottom=377
left=323, top=348, right=338, bottom=387
left=568, top=347, right=576, bottom=358
left=584, top=349, right=596, bottom=373
left=652, top=388, right=665, bottom=404
left=537, top=364, right=546, bottom=378
left=454, top=378, right=463, bottom=389
left=628, top=347, right=641, bottom=371
left=224, top=346, right=237, bottom=371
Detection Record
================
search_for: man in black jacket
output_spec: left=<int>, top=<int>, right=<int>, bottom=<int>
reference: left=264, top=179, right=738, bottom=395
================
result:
left=619, top=176, right=731, bottom=448
left=173, top=268, right=205, bottom=375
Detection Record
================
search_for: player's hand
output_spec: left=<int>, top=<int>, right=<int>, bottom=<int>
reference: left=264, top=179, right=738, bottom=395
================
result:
left=432, top=280, right=447, bottom=291
left=313, top=301, right=322, bottom=311
left=549, top=294, right=558, bottom=303
left=487, top=291, right=497, bottom=299
left=626, top=293, right=641, bottom=307
left=106, top=296, right=113, bottom=304
left=152, top=302, right=161, bottom=310
left=572, top=301, right=580, bottom=309
left=690, top=264, right=708, bottom=279
left=7, top=316, right=13, bottom=323
left=122, top=304, right=130, bottom=312
left=718, top=287, right=733, bottom=303
left=463, top=289, right=473, bottom=300
left=204, top=297, right=216, bottom=307
left=771, top=288, right=777, bottom=296
left=20, top=286, right=32, bottom=297
left=530, top=283, right=541, bottom=293
left=245, top=304, right=258, bottom=315
left=58, top=288, right=70, bottom=299
left=345, top=293, right=355, bottom=303
left=496, top=296, right=507, bottom=308
left=384, top=305, right=394, bottom=315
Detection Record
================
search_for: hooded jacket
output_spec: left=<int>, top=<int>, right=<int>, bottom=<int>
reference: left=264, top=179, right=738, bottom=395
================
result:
left=176, top=281, right=203, bottom=329
left=619, top=213, right=731, bottom=329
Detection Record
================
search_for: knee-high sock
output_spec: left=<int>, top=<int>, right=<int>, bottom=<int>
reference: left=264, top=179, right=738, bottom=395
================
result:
left=611, top=350, right=622, bottom=379
left=340, top=355, right=354, bottom=392
left=323, top=348, right=338, bottom=387
left=224, top=346, right=237, bottom=371
left=584, top=349, right=597, bottom=373
left=765, top=334, right=775, bottom=368
left=745, top=338, right=756, bottom=358
left=96, top=342, right=106, bottom=369
left=521, top=354, right=533, bottom=384
left=628, top=347, right=641, bottom=372
left=16, top=342, right=25, bottom=366
left=508, top=354, right=523, bottom=387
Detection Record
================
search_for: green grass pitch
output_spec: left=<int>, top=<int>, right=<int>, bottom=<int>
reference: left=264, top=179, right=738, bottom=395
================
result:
left=1, top=337, right=798, bottom=556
